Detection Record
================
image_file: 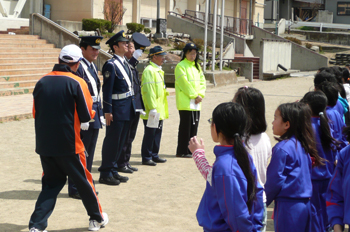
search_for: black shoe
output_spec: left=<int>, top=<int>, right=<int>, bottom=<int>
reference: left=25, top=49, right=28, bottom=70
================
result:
left=113, top=173, right=129, bottom=182
left=69, top=193, right=81, bottom=200
left=127, top=164, right=138, bottom=171
left=99, top=176, right=120, bottom=185
left=142, top=160, right=157, bottom=166
left=153, top=157, right=167, bottom=163
left=117, top=166, right=133, bottom=174
left=176, top=154, right=192, bottom=158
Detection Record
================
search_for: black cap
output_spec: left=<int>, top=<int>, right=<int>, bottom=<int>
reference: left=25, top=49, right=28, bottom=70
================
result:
left=132, top=32, right=151, bottom=50
left=105, top=30, right=129, bottom=45
left=183, top=42, right=198, bottom=52
left=149, top=46, right=166, bottom=57
left=80, top=36, right=103, bottom=49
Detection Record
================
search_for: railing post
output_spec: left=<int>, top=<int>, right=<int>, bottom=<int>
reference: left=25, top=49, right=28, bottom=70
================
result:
left=203, top=0, right=210, bottom=72
left=212, top=0, right=218, bottom=71
left=219, top=0, right=225, bottom=71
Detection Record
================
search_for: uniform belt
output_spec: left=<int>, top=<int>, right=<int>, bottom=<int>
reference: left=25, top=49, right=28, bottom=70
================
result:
left=92, top=96, right=100, bottom=103
left=112, top=90, right=134, bottom=100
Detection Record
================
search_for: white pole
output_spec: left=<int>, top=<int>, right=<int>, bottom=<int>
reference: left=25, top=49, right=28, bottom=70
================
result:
left=211, top=0, right=218, bottom=71
left=203, top=0, right=210, bottom=72
left=219, top=0, right=225, bottom=71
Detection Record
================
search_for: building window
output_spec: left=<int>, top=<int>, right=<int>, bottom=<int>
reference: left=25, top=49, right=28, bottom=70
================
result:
left=140, top=18, right=157, bottom=28
left=337, top=2, right=350, bottom=16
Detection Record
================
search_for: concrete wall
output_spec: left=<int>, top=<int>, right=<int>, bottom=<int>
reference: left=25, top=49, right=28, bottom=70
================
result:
left=0, top=18, right=29, bottom=31
left=229, top=62, right=253, bottom=82
left=279, top=0, right=292, bottom=20
left=246, top=26, right=328, bottom=72
left=44, top=0, right=92, bottom=21
left=291, top=29, right=350, bottom=46
left=325, top=0, right=350, bottom=24
left=262, top=40, right=291, bottom=72
left=316, top=10, right=333, bottom=23
left=92, top=0, right=105, bottom=19
left=167, top=14, right=243, bottom=54
left=56, top=20, right=82, bottom=32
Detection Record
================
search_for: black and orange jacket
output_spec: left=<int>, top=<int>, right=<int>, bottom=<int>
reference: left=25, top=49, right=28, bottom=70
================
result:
left=33, top=64, right=95, bottom=156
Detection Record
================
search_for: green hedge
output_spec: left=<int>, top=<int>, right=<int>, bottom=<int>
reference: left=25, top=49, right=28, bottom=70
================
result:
left=82, top=18, right=112, bottom=33
left=126, top=23, right=145, bottom=33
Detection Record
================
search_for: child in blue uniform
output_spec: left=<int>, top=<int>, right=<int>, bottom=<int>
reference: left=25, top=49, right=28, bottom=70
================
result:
left=301, top=91, right=339, bottom=231
left=188, top=102, right=264, bottom=232
left=265, top=102, right=324, bottom=232
left=326, top=126, right=350, bottom=232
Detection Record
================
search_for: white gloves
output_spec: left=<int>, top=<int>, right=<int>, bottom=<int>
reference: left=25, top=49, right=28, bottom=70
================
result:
left=133, top=49, right=143, bottom=59
left=140, top=110, right=147, bottom=116
left=149, top=109, right=157, bottom=116
left=81, top=122, right=89, bottom=130
left=100, top=116, right=106, bottom=126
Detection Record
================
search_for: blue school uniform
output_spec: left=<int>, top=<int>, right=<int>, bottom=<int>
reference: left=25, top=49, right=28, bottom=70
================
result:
left=265, top=136, right=313, bottom=232
left=326, top=144, right=350, bottom=229
left=310, top=117, right=338, bottom=232
left=196, top=145, right=264, bottom=232
left=326, top=106, right=348, bottom=151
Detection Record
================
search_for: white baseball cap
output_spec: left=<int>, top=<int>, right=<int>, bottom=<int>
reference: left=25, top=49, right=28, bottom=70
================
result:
left=59, top=44, right=83, bottom=63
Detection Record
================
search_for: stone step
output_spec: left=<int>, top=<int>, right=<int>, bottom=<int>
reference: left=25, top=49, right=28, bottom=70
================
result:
left=0, top=73, right=47, bottom=82
left=0, top=52, right=60, bottom=58
left=0, top=80, right=37, bottom=89
left=0, top=38, right=48, bottom=44
left=237, top=76, right=250, bottom=83
left=0, top=34, right=39, bottom=39
left=0, top=62, right=55, bottom=70
left=0, top=57, right=58, bottom=64
left=0, top=68, right=52, bottom=76
left=0, top=87, right=33, bottom=97
left=0, top=43, right=55, bottom=49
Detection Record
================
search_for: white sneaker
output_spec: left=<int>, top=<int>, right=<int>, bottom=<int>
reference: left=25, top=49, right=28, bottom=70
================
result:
left=29, top=228, right=48, bottom=232
left=88, top=212, right=109, bottom=231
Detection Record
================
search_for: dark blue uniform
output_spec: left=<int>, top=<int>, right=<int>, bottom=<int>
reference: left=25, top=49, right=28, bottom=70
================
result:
left=98, top=55, right=135, bottom=178
left=68, top=58, right=103, bottom=196
left=117, top=56, right=144, bottom=169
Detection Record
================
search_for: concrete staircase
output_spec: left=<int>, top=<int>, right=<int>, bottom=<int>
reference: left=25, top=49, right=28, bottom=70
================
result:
left=0, top=26, right=30, bottom=35
left=0, top=34, right=60, bottom=96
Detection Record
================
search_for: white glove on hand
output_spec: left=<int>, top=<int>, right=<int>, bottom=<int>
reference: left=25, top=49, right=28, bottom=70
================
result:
left=149, top=109, right=157, bottom=116
left=100, top=116, right=106, bottom=126
left=140, top=110, right=147, bottom=116
left=81, top=122, right=89, bottom=130
left=133, top=49, right=143, bottom=59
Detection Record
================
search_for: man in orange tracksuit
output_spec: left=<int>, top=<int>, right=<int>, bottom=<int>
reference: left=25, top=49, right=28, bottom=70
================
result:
left=29, top=45, right=108, bottom=232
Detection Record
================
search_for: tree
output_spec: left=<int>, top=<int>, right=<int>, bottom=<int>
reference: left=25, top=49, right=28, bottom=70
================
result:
left=103, top=0, right=126, bottom=33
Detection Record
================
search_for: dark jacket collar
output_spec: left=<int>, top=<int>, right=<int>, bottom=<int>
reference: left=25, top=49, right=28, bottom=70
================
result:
left=52, top=64, right=75, bottom=74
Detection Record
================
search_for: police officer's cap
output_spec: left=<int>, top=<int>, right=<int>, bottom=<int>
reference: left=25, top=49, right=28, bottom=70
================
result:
left=149, top=46, right=167, bottom=57
left=132, top=32, right=151, bottom=50
left=105, top=30, right=129, bottom=45
left=80, top=36, right=103, bottom=49
left=183, top=42, right=198, bottom=52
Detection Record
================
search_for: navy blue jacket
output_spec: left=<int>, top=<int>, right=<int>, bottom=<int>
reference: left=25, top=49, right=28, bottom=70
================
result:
left=127, top=56, right=144, bottom=111
left=102, top=55, right=136, bottom=121
left=76, top=59, right=103, bottom=129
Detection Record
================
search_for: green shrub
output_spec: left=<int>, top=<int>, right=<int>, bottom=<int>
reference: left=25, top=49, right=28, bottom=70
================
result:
left=144, top=28, right=151, bottom=33
left=173, top=42, right=186, bottom=50
left=284, top=36, right=302, bottom=45
left=193, top=38, right=204, bottom=51
left=126, top=23, right=145, bottom=33
left=305, top=43, right=312, bottom=49
left=82, top=18, right=112, bottom=33
left=298, top=26, right=315, bottom=31
left=319, top=45, right=323, bottom=52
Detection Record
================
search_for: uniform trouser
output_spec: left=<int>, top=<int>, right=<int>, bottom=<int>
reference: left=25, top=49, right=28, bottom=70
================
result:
left=273, top=198, right=312, bottom=232
left=68, top=128, right=99, bottom=195
left=176, top=110, right=200, bottom=155
left=99, top=120, right=130, bottom=178
left=118, top=112, right=140, bottom=168
left=311, top=179, right=331, bottom=232
left=141, top=120, right=163, bottom=162
left=29, top=152, right=103, bottom=230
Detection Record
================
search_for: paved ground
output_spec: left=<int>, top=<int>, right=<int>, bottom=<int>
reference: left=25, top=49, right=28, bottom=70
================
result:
left=0, top=73, right=317, bottom=232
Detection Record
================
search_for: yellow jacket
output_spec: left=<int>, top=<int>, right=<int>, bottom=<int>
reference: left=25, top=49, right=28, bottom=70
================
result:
left=175, top=58, right=206, bottom=111
left=141, top=61, right=169, bottom=120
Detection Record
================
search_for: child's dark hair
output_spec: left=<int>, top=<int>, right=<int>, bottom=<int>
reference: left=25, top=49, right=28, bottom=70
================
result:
left=300, top=91, right=339, bottom=150
left=233, top=87, right=267, bottom=144
left=315, top=69, right=346, bottom=98
left=276, top=102, right=324, bottom=167
left=212, top=102, right=256, bottom=213
left=317, top=81, right=339, bottom=107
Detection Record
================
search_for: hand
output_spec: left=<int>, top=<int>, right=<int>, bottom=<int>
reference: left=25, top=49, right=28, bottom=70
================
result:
left=133, top=49, right=143, bottom=59
left=105, top=113, right=113, bottom=126
left=195, top=96, right=203, bottom=104
left=100, top=116, right=106, bottom=126
left=188, top=136, right=205, bottom=153
left=80, top=122, right=89, bottom=130
left=149, top=109, right=157, bottom=117
left=334, top=224, right=343, bottom=232
left=140, top=110, right=146, bottom=116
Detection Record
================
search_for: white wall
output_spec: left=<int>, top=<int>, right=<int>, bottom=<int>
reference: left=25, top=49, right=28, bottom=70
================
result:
left=93, top=0, right=105, bottom=19
left=262, top=40, right=291, bottom=72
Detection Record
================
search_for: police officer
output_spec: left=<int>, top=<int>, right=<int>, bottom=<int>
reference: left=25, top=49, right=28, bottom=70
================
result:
left=140, top=46, right=169, bottom=166
left=68, top=36, right=105, bottom=199
left=117, top=33, right=150, bottom=173
left=29, top=44, right=108, bottom=232
left=98, top=30, right=135, bottom=185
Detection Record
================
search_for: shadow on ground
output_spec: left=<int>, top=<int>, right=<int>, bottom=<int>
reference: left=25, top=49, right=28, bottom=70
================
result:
left=0, top=190, right=70, bottom=200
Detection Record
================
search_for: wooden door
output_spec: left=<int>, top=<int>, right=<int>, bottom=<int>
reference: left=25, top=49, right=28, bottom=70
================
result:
left=240, top=1, right=247, bottom=34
